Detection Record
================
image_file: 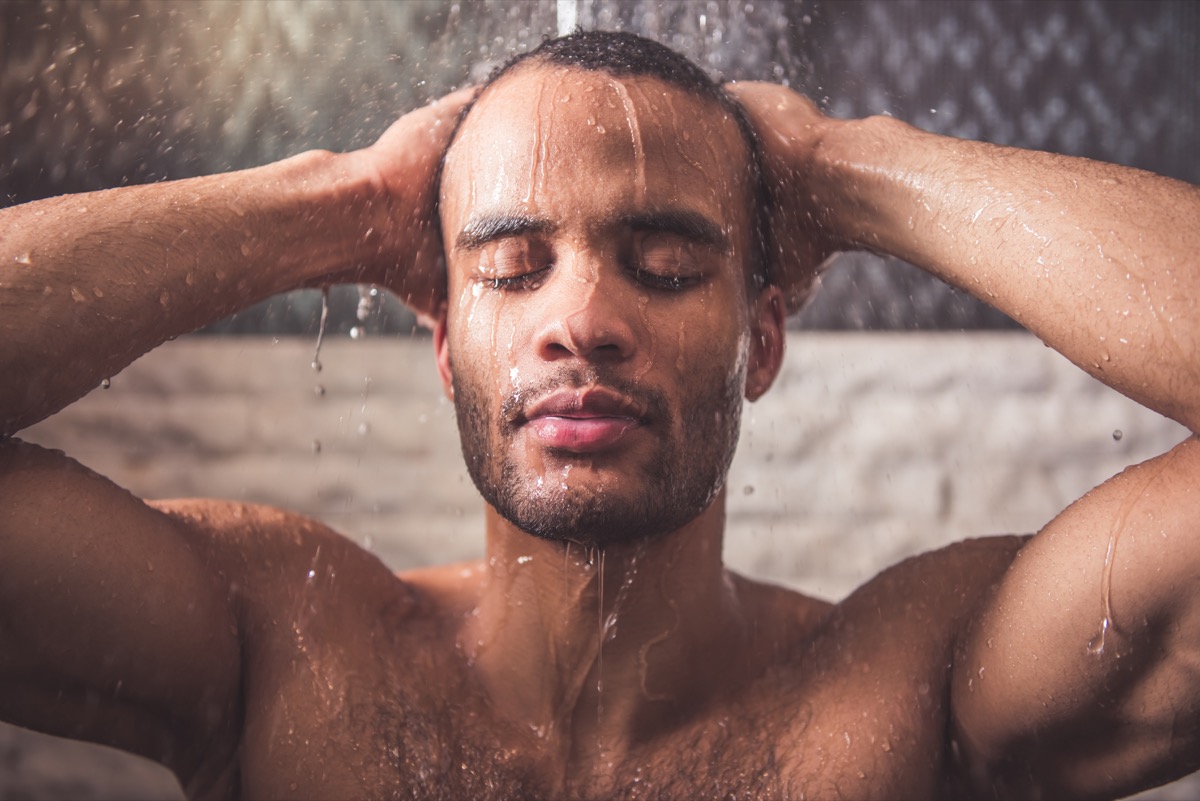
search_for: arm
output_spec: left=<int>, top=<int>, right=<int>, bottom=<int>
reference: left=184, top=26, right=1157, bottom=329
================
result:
left=0, top=90, right=468, bottom=785
left=1, top=89, right=468, bottom=435
left=730, top=82, right=1200, bottom=429
left=732, top=83, right=1200, bottom=796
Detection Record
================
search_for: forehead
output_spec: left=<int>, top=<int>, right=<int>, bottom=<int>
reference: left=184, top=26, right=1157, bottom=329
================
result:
left=440, top=64, right=752, bottom=242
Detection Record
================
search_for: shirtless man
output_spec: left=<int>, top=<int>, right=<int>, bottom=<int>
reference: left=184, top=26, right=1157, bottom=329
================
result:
left=2, top=30, right=1199, bottom=800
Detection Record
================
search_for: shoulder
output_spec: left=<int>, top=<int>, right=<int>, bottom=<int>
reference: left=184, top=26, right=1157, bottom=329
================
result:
left=820, top=535, right=1031, bottom=657
left=850, top=535, right=1028, bottom=610
left=149, top=498, right=419, bottom=612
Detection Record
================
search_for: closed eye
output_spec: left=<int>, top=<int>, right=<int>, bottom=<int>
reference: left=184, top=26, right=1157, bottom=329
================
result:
left=474, top=239, right=553, bottom=291
left=632, top=269, right=697, bottom=291
left=631, top=231, right=706, bottom=291
left=486, top=267, right=550, bottom=291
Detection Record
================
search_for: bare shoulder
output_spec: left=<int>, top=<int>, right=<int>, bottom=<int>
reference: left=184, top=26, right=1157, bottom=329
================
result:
left=844, top=535, right=1029, bottom=617
left=806, top=535, right=1032, bottom=671
left=148, top=497, right=421, bottom=617
left=724, top=536, right=1030, bottom=657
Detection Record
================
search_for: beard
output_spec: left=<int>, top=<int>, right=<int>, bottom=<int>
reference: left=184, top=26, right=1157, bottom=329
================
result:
left=451, top=361, right=745, bottom=547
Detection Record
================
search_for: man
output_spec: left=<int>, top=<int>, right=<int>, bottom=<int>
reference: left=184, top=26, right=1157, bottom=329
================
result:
left=2, top=29, right=1198, bottom=800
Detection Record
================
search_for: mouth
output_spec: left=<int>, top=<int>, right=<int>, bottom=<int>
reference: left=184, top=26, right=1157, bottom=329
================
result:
left=520, top=387, right=647, bottom=453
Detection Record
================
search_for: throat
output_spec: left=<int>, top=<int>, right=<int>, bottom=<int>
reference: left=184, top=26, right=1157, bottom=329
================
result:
left=462, top=503, right=750, bottom=771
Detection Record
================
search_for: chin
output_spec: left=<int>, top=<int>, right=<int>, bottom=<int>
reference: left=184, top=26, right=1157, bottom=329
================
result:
left=490, top=468, right=721, bottom=548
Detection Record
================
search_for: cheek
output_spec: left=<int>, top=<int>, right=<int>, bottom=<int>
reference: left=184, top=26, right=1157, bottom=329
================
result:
left=448, top=288, right=532, bottom=393
left=660, top=287, right=750, bottom=374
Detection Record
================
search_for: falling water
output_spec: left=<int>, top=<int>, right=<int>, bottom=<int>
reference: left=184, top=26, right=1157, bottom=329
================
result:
left=311, top=288, right=330, bottom=373
left=556, top=0, right=578, bottom=36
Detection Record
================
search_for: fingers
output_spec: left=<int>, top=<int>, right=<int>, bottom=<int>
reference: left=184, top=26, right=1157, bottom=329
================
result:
left=723, top=82, right=839, bottom=314
left=725, top=81, right=822, bottom=120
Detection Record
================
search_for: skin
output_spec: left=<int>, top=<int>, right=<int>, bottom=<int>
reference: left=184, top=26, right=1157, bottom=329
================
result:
left=2, top=55, right=1200, bottom=801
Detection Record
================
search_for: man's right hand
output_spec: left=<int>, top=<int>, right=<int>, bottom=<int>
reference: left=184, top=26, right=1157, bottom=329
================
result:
left=345, top=86, right=476, bottom=324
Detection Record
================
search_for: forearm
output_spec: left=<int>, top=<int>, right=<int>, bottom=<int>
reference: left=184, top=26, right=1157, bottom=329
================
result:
left=0, top=149, right=389, bottom=434
left=815, top=117, right=1200, bottom=431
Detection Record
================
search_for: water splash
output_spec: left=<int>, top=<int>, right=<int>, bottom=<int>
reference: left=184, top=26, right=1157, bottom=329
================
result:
left=351, top=284, right=381, bottom=340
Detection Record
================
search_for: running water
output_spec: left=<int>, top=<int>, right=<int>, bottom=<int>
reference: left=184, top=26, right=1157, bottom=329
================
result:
left=609, top=80, right=647, bottom=204
left=1088, top=451, right=1177, bottom=656
left=596, top=547, right=606, bottom=725
left=556, top=0, right=577, bottom=36
left=311, top=288, right=330, bottom=373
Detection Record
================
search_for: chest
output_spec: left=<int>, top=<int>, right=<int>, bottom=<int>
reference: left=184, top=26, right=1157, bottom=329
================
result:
left=233, top=632, right=959, bottom=800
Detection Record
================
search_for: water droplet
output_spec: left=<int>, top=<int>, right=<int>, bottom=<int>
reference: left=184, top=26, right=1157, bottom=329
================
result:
left=70, top=287, right=86, bottom=303
left=1112, top=429, right=1123, bottom=441
left=314, top=384, right=325, bottom=397
left=349, top=326, right=364, bottom=340
left=356, top=421, right=371, bottom=436
left=14, top=252, right=32, bottom=265
left=516, top=555, right=533, bottom=565
left=1088, top=615, right=1110, bottom=656
left=742, top=484, right=755, bottom=496
left=100, top=378, right=111, bottom=390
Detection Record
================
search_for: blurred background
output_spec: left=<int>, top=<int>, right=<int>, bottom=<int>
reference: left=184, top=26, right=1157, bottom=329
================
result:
left=2, top=1, right=1198, bottom=799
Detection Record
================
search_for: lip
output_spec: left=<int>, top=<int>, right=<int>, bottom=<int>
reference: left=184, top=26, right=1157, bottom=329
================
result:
left=521, top=387, right=646, bottom=453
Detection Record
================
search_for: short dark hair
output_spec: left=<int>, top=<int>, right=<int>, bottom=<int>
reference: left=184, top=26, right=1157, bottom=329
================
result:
left=437, top=30, right=773, bottom=290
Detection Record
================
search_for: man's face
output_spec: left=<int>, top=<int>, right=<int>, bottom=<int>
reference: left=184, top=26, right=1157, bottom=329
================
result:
left=436, top=64, right=781, bottom=546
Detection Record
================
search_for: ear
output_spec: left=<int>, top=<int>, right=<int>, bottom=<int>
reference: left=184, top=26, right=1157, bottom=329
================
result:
left=433, top=309, right=455, bottom=401
left=745, top=285, right=785, bottom=402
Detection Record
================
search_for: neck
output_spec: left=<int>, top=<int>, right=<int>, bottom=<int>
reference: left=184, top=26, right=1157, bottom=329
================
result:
left=461, top=489, right=750, bottom=767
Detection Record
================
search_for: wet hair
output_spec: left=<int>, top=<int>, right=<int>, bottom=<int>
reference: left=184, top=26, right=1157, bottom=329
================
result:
left=437, top=30, right=773, bottom=291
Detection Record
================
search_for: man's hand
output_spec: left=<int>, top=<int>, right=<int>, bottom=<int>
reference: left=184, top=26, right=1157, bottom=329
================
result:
left=347, top=86, right=476, bottom=323
left=726, top=82, right=843, bottom=314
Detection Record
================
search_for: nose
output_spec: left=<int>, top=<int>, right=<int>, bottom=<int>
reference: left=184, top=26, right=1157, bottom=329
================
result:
left=530, top=255, right=639, bottom=364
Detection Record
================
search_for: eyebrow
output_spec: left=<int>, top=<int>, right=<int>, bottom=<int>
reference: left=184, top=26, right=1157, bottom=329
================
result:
left=455, top=214, right=556, bottom=251
left=620, top=210, right=729, bottom=251
left=453, top=208, right=729, bottom=252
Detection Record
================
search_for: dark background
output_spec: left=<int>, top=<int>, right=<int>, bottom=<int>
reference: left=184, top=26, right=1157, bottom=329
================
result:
left=3, top=0, right=1197, bottom=333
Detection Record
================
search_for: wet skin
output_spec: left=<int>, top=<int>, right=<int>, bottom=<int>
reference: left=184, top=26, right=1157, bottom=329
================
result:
left=0, top=66, right=1022, bottom=800
left=435, top=63, right=772, bottom=548
left=5, top=52, right=1200, bottom=801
